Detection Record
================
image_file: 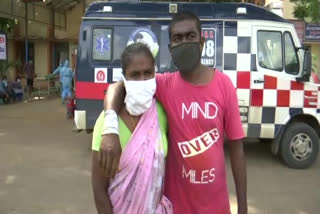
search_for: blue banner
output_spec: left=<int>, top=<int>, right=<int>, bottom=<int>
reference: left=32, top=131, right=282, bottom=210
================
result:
left=305, top=23, right=320, bottom=41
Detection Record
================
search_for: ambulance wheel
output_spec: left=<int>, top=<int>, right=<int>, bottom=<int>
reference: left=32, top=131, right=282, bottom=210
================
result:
left=280, top=122, right=319, bottom=169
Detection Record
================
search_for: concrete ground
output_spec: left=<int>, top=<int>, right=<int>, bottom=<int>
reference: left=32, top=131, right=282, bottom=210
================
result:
left=0, top=98, right=319, bottom=214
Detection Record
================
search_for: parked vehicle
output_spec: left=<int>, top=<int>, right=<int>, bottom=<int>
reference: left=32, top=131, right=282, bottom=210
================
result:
left=75, top=2, right=318, bottom=168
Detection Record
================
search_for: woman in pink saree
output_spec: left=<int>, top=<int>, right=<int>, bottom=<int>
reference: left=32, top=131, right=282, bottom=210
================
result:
left=91, top=43, right=172, bottom=214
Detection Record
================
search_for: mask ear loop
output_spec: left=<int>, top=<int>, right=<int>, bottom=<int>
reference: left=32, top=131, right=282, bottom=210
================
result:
left=121, top=74, right=127, bottom=84
left=122, top=74, right=130, bottom=95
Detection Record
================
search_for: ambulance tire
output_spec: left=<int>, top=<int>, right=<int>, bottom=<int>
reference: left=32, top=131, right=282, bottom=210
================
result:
left=280, top=122, right=319, bottom=169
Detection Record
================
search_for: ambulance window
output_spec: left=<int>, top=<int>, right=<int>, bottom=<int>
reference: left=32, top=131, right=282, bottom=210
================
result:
left=83, top=30, right=87, bottom=41
left=257, top=31, right=283, bottom=71
left=284, top=32, right=299, bottom=75
left=92, top=28, right=112, bottom=61
left=113, top=27, right=138, bottom=61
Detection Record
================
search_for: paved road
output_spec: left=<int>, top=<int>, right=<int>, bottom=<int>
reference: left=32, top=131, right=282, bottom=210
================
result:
left=0, top=98, right=319, bottom=214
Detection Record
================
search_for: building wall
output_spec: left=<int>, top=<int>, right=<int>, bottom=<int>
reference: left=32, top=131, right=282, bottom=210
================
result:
left=6, top=40, right=16, bottom=81
left=283, top=0, right=295, bottom=20
left=264, top=0, right=274, bottom=6
left=69, top=42, right=78, bottom=72
left=66, top=3, right=84, bottom=40
left=265, top=0, right=320, bottom=74
left=34, top=41, right=49, bottom=77
left=0, top=0, right=85, bottom=83
left=310, top=44, right=320, bottom=73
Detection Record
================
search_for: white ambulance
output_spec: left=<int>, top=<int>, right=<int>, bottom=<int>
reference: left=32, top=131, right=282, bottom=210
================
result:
left=75, top=1, right=319, bottom=168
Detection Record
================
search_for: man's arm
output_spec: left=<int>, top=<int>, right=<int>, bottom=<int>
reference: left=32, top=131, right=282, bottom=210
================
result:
left=48, top=67, right=60, bottom=78
left=99, top=81, right=125, bottom=178
left=103, top=81, right=125, bottom=112
left=228, top=140, right=247, bottom=214
left=92, top=151, right=113, bottom=214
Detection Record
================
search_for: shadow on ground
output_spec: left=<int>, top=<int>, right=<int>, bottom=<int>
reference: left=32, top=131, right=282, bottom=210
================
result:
left=1, top=98, right=319, bottom=214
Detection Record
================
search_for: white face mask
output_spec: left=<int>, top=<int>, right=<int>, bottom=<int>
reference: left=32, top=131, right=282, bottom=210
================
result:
left=123, top=76, right=156, bottom=116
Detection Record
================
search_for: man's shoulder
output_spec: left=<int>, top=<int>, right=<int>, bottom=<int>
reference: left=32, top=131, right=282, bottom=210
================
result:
left=156, top=72, right=178, bottom=86
left=156, top=71, right=177, bottom=78
left=214, top=70, right=235, bottom=87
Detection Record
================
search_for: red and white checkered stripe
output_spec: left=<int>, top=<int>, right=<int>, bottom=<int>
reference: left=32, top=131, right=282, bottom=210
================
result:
left=224, top=71, right=320, bottom=138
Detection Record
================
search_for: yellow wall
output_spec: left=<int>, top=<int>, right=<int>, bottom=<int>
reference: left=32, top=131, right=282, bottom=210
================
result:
left=6, top=40, right=15, bottom=82
left=28, top=21, right=49, bottom=38
left=66, top=3, right=84, bottom=40
left=265, top=0, right=274, bottom=5
left=283, top=0, right=295, bottom=20
left=0, top=0, right=84, bottom=80
left=69, top=42, right=78, bottom=71
left=86, top=0, right=100, bottom=7
left=311, top=44, right=320, bottom=73
left=34, top=41, right=49, bottom=77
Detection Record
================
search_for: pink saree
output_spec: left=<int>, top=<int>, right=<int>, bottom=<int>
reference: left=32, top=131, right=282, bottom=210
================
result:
left=108, top=99, right=173, bottom=214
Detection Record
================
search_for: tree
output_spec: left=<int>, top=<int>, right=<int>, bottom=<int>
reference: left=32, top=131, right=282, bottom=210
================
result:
left=0, top=18, right=16, bottom=78
left=0, top=17, right=15, bottom=34
left=290, top=0, right=320, bottom=21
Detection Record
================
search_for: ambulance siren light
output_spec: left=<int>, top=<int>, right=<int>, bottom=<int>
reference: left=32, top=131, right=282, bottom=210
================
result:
left=237, top=7, right=247, bottom=15
left=103, top=6, right=112, bottom=12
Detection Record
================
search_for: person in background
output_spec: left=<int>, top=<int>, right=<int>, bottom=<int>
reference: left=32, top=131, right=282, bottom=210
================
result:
left=23, top=60, right=36, bottom=102
left=59, top=59, right=74, bottom=103
left=1, top=76, right=14, bottom=99
left=2, top=75, right=8, bottom=89
left=0, top=76, right=10, bottom=104
left=47, top=61, right=63, bottom=93
left=11, top=77, right=24, bottom=102
left=65, top=96, right=75, bottom=119
left=2, top=75, right=16, bottom=102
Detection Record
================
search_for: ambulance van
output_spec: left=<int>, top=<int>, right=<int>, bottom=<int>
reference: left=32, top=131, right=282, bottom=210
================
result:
left=74, top=1, right=319, bottom=169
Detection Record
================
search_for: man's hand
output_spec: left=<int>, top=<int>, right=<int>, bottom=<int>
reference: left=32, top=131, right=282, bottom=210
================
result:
left=228, top=140, right=247, bottom=214
left=98, top=134, right=122, bottom=178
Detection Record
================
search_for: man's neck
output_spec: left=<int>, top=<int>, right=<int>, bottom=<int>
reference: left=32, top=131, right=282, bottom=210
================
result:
left=179, top=64, right=214, bottom=85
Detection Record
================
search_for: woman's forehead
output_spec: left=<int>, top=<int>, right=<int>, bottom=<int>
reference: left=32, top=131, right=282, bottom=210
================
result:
left=129, top=53, right=154, bottom=64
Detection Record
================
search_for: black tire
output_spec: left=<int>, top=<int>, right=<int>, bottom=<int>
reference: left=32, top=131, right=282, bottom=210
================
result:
left=280, top=122, right=319, bottom=169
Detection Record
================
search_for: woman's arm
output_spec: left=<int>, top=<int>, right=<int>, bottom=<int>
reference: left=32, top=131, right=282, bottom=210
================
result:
left=92, top=151, right=113, bottom=214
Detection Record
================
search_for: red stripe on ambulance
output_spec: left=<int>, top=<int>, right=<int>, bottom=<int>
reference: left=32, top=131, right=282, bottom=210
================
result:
left=236, top=71, right=251, bottom=89
left=75, top=81, right=109, bottom=100
left=264, top=75, right=277, bottom=89
left=304, top=91, right=318, bottom=107
left=277, top=90, right=290, bottom=107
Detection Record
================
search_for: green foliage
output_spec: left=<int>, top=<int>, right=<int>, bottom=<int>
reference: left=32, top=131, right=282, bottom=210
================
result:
left=312, top=54, right=319, bottom=74
left=143, top=0, right=242, bottom=2
left=0, top=17, right=18, bottom=78
left=0, top=60, right=23, bottom=78
left=291, top=0, right=320, bottom=21
left=0, top=17, right=15, bottom=34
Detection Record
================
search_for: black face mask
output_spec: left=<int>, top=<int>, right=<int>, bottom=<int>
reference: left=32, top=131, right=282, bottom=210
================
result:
left=170, top=42, right=201, bottom=73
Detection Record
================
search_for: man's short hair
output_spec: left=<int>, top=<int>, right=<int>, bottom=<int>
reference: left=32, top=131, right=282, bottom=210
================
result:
left=169, top=11, right=202, bottom=40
